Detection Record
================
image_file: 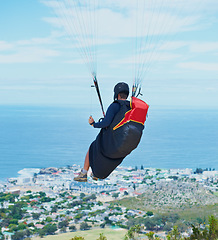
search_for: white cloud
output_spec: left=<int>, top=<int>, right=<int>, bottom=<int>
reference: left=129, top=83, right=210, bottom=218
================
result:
left=38, top=0, right=210, bottom=80
left=0, top=47, right=59, bottom=63
left=0, top=32, right=63, bottom=64
left=1, top=0, right=218, bottom=77
left=158, top=40, right=218, bottom=55
left=206, top=87, right=217, bottom=92
left=178, top=62, right=218, bottom=71
left=159, top=41, right=188, bottom=51
left=112, top=52, right=181, bottom=66
left=17, top=32, right=61, bottom=46
left=190, top=42, right=218, bottom=53
left=42, top=0, right=204, bottom=42
left=0, top=41, right=14, bottom=51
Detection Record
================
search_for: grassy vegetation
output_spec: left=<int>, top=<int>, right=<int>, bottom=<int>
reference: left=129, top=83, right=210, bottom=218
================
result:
left=113, top=196, right=218, bottom=222
left=32, top=228, right=127, bottom=240
left=113, top=197, right=144, bottom=210
left=178, top=204, right=218, bottom=222
left=214, top=192, right=218, bottom=197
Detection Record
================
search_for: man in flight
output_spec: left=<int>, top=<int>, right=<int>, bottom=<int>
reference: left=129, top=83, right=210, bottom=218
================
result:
left=74, top=82, right=130, bottom=182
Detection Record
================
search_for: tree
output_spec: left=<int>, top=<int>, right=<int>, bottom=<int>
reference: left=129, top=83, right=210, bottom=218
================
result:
left=80, top=222, right=90, bottom=231
left=104, top=217, right=112, bottom=225
left=0, top=231, right=3, bottom=240
left=60, top=226, right=67, bottom=233
left=163, top=222, right=173, bottom=232
left=9, top=219, right=18, bottom=225
left=17, top=223, right=27, bottom=230
left=209, top=215, right=218, bottom=239
left=43, top=223, right=57, bottom=235
left=146, top=211, right=154, bottom=216
left=58, top=219, right=69, bottom=229
left=9, top=224, right=18, bottom=232
left=188, top=225, right=207, bottom=240
left=97, top=233, right=107, bottom=240
left=69, top=225, right=76, bottom=231
left=51, top=204, right=58, bottom=213
left=8, top=203, right=26, bottom=220
left=12, top=231, right=25, bottom=240
left=167, top=226, right=180, bottom=240
left=32, top=212, right=41, bottom=220
left=39, top=191, right=46, bottom=198
left=24, top=229, right=31, bottom=237
left=66, top=210, right=71, bottom=215
left=70, top=237, right=85, bottom=240
left=124, top=225, right=141, bottom=240
left=80, top=193, right=85, bottom=199
left=112, top=193, right=119, bottom=199
left=100, top=223, right=105, bottom=228
left=146, top=231, right=155, bottom=240
left=188, top=215, right=218, bottom=240
left=194, top=168, right=203, bottom=174
left=124, top=191, right=128, bottom=196
left=45, top=217, right=53, bottom=223
left=74, top=213, right=83, bottom=221
left=168, top=176, right=178, bottom=181
left=144, top=218, right=156, bottom=231
left=89, top=194, right=97, bottom=201
left=38, top=229, right=46, bottom=238
left=176, top=221, right=187, bottom=233
left=0, top=218, right=10, bottom=228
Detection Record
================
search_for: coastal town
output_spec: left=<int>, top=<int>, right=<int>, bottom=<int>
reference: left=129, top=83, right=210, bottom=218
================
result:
left=0, top=165, right=218, bottom=239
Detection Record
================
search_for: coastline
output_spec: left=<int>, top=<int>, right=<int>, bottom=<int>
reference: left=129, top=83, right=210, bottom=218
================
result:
left=1, top=106, right=218, bottom=183
left=2, top=165, right=218, bottom=202
left=1, top=164, right=217, bottom=240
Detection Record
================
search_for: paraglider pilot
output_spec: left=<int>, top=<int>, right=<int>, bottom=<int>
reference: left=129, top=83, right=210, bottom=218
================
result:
left=74, top=82, right=149, bottom=182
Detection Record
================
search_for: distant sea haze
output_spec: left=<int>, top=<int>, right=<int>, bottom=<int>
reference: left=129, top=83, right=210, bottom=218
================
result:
left=0, top=105, right=218, bottom=181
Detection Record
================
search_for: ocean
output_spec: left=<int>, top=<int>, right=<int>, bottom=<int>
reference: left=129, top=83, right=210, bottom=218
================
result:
left=0, top=105, right=218, bottom=181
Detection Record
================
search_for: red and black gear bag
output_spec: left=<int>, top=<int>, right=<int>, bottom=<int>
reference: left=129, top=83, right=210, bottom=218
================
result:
left=113, top=97, right=149, bottom=130
left=101, top=97, right=149, bottom=159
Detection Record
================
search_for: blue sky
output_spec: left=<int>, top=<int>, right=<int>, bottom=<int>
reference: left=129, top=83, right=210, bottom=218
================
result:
left=0, top=0, right=218, bottom=109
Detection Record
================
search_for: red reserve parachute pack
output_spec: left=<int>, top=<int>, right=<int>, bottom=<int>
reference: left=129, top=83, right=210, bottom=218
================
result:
left=113, top=97, right=149, bottom=130
left=89, top=97, right=149, bottom=179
